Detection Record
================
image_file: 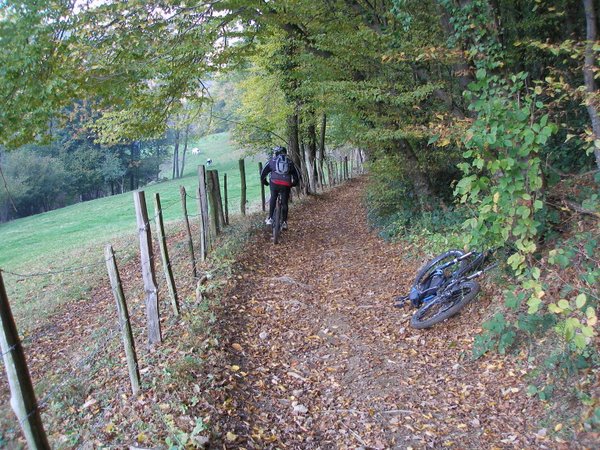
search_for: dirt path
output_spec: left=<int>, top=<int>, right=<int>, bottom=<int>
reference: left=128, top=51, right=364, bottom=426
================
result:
left=217, top=177, right=544, bottom=449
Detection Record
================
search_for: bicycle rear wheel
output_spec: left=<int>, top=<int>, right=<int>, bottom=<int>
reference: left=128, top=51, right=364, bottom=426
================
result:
left=410, top=280, right=480, bottom=329
left=272, top=195, right=282, bottom=244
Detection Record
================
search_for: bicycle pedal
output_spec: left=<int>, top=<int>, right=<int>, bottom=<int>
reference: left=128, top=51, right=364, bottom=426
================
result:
left=393, top=295, right=409, bottom=308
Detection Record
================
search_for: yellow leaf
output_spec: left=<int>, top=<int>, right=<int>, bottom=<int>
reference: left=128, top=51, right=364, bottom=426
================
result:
left=226, top=432, right=238, bottom=442
left=493, top=192, right=500, bottom=204
left=231, top=365, right=240, bottom=372
left=104, top=423, right=115, bottom=433
left=555, top=423, right=563, bottom=432
left=137, top=432, right=147, bottom=443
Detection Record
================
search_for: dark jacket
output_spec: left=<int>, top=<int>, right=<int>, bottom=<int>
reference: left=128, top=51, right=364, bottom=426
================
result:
left=260, top=155, right=300, bottom=188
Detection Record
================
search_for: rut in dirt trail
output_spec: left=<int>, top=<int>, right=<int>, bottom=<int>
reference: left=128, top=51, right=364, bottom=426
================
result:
left=219, top=177, right=542, bottom=449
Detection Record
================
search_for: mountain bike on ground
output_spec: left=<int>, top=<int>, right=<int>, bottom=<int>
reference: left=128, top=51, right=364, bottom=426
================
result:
left=395, top=249, right=497, bottom=329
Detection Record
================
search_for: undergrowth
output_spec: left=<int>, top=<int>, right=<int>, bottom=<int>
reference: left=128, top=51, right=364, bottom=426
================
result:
left=366, top=170, right=600, bottom=442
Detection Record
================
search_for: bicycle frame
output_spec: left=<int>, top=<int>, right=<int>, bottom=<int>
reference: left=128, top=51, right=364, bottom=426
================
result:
left=407, top=250, right=495, bottom=307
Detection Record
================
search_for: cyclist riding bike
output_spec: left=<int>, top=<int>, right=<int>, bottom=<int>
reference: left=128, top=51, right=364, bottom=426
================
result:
left=260, top=146, right=300, bottom=230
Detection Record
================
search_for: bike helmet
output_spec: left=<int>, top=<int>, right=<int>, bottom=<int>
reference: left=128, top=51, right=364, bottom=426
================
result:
left=273, top=146, right=287, bottom=156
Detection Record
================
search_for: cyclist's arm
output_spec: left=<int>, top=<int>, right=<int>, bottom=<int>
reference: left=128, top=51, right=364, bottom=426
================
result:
left=260, top=160, right=272, bottom=185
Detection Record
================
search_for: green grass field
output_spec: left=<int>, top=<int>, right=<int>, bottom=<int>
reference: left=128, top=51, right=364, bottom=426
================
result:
left=0, top=132, right=265, bottom=273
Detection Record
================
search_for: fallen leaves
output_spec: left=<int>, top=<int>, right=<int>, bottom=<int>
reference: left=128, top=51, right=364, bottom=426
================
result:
left=0, top=178, right=561, bottom=449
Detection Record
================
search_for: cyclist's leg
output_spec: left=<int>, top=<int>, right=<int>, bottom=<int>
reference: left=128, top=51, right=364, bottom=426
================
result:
left=268, top=183, right=277, bottom=219
left=279, top=187, right=290, bottom=222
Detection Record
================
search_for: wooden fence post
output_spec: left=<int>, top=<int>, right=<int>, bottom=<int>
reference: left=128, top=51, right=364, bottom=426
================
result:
left=104, top=245, right=141, bottom=395
left=179, top=186, right=197, bottom=278
left=259, top=162, right=266, bottom=212
left=223, top=174, right=229, bottom=225
left=197, top=165, right=210, bottom=259
left=133, top=191, right=162, bottom=345
left=239, top=159, right=247, bottom=216
left=212, top=170, right=226, bottom=229
left=0, top=272, right=50, bottom=449
left=327, top=161, right=334, bottom=187
left=206, top=170, right=220, bottom=236
left=154, top=193, right=180, bottom=316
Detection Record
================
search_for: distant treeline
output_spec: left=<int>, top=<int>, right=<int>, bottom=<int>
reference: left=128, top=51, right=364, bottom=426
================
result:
left=0, top=110, right=178, bottom=223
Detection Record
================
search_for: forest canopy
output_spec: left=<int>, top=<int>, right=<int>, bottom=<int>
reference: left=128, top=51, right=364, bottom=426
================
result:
left=1, top=0, right=599, bottom=266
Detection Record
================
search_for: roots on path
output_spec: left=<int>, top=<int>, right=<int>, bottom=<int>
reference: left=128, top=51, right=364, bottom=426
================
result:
left=216, top=177, right=543, bottom=449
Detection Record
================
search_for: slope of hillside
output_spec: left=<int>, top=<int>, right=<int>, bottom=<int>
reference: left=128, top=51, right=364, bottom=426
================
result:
left=0, top=132, right=263, bottom=271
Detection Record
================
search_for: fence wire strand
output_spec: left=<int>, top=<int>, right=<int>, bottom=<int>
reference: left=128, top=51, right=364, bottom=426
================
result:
left=0, top=256, right=112, bottom=280
left=0, top=168, right=312, bottom=442
left=16, top=327, right=119, bottom=427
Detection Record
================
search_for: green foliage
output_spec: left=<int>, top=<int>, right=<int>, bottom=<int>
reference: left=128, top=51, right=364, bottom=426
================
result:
left=456, top=72, right=557, bottom=274
left=436, top=0, right=600, bottom=380
left=473, top=312, right=518, bottom=358
left=230, top=65, right=291, bottom=151
left=527, top=383, right=555, bottom=401
left=0, top=0, right=78, bottom=147
left=0, top=148, right=68, bottom=219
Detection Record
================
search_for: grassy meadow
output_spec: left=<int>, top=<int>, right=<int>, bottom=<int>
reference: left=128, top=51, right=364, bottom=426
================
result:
left=0, top=132, right=265, bottom=272
left=0, top=132, right=266, bottom=322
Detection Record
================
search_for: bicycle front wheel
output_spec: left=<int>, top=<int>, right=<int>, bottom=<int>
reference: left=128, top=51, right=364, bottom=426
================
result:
left=410, top=280, right=480, bottom=329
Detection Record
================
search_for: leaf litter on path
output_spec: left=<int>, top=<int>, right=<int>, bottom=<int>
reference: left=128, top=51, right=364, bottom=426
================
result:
left=215, top=177, right=547, bottom=449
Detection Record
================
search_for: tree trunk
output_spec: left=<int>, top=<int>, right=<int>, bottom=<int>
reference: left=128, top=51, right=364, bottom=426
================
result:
left=306, top=118, right=318, bottom=193
left=297, top=113, right=310, bottom=195
left=583, top=0, right=600, bottom=169
left=287, top=112, right=304, bottom=196
left=155, top=142, right=161, bottom=181
left=317, top=113, right=327, bottom=188
left=129, top=142, right=137, bottom=191
left=180, top=125, right=190, bottom=178
left=172, top=129, right=180, bottom=179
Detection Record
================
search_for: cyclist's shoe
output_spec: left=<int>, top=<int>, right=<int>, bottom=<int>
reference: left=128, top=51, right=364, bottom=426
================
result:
left=282, top=221, right=288, bottom=230
left=265, top=217, right=273, bottom=225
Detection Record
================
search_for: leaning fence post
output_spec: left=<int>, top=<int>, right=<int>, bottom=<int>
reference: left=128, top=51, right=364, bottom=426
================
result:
left=197, top=165, right=210, bottom=259
left=259, top=162, right=266, bottom=212
left=239, top=159, right=247, bottom=216
left=179, top=186, right=198, bottom=278
left=154, top=193, right=180, bottom=316
left=223, top=174, right=229, bottom=225
left=133, top=191, right=162, bottom=345
left=0, top=271, right=50, bottom=449
left=104, top=246, right=141, bottom=395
